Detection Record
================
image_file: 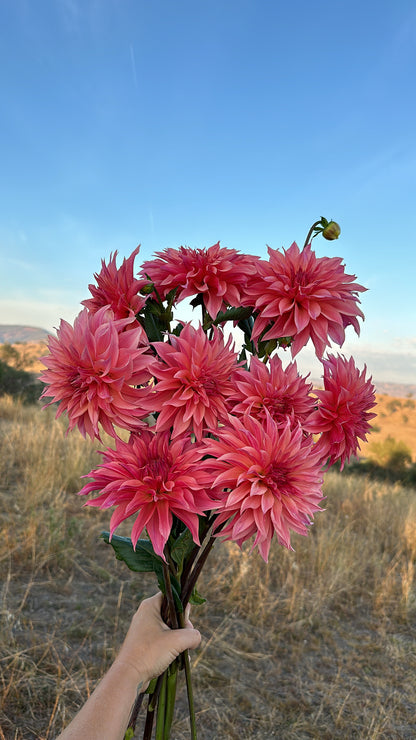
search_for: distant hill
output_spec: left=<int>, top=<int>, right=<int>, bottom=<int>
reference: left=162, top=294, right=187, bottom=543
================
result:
left=0, top=325, right=52, bottom=344
left=373, top=381, right=416, bottom=398
left=0, top=326, right=414, bottom=399
left=302, top=379, right=415, bottom=400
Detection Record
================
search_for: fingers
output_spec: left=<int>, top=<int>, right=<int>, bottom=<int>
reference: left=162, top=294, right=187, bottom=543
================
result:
left=139, top=593, right=200, bottom=649
left=145, top=593, right=196, bottom=630
left=143, top=592, right=163, bottom=612
left=168, top=625, right=201, bottom=655
left=182, top=627, right=201, bottom=650
left=184, top=603, right=193, bottom=627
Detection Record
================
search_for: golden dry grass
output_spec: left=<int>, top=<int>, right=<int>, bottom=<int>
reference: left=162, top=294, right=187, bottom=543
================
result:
left=0, top=342, right=48, bottom=374
left=0, top=396, right=415, bottom=739
left=360, top=394, right=416, bottom=462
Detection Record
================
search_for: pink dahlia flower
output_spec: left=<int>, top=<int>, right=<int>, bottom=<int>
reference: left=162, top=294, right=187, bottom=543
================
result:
left=242, top=242, right=366, bottom=358
left=202, top=413, right=324, bottom=562
left=229, top=355, right=315, bottom=428
left=141, top=323, right=240, bottom=441
left=82, top=246, right=148, bottom=342
left=141, top=242, right=259, bottom=318
left=78, top=430, right=214, bottom=559
left=305, top=354, right=377, bottom=469
left=40, top=306, right=155, bottom=440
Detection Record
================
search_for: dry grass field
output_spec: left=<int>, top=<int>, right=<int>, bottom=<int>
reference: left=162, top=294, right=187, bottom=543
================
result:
left=0, top=392, right=415, bottom=739
left=360, top=394, right=416, bottom=462
left=0, top=342, right=48, bottom=375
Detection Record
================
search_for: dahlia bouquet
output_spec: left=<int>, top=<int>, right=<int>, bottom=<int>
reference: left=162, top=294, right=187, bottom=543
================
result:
left=40, top=217, right=376, bottom=739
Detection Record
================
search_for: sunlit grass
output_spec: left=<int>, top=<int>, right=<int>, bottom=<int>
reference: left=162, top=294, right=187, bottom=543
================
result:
left=1, top=396, right=415, bottom=739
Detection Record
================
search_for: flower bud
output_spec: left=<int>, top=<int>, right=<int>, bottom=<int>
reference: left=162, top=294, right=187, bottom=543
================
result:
left=140, top=282, right=155, bottom=295
left=322, top=221, right=341, bottom=240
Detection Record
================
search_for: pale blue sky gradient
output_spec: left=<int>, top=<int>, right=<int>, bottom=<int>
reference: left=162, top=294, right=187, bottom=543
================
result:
left=0, top=0, right=415, bottom=383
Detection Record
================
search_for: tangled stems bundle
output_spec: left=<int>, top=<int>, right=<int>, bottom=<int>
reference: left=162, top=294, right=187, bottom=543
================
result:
left=40, top=217, right=376, bottom=739
left=125, top=516, right=218, bottom=739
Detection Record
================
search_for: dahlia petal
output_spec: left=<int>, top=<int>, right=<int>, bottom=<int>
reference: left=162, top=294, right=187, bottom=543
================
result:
left=204, top=413, right=324, bottom=560
left=305, top=354, right=376, bottom=468
left=146, top=502, right=172, bottom=558
left=147, top=324, right=239, bottom=439
left=243, top=242, right=366, bottom=359
left=40, top=307, right=153, bottom=440
left=141, top=243, right=258, bottom=317
left=77, top=430, right=213, bottom=554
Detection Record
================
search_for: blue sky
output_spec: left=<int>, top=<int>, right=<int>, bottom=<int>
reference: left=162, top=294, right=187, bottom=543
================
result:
left=0, top=0, right=415, bottom=384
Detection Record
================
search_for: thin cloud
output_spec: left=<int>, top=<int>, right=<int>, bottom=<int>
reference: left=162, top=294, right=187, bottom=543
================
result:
left=129, top=44, right=139, bottom=90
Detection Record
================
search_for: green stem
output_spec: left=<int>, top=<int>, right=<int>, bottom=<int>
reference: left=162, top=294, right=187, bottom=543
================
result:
left=142, top=696, right=156, bottom=740
left=179, top=514, right=215, bottom=599
left=125, top=690, right=145, bottom=738
left=162, top=558, right=179, bottom=629
left=185, top=651, right=197, bottom=740
left=143, top=703, right=155, bottom=740
left=179, top=612, right=197, bottom=740
left=181, top=523, right=224, bottom=608
left=163, top=661, right=178, bottom=740
left=155, top=670, right=168, bottom=740
left=143, top=674, right=163, bottom=739
left=179, top=542, right=200, bottom=594
left=303, top=220, right=322, bottom=249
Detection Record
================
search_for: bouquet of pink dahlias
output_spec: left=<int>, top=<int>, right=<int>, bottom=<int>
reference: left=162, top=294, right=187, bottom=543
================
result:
left=40, top=218, right=376, bottom=739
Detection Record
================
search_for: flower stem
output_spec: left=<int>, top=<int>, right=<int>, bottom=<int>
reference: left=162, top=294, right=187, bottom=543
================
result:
left=125, top=690, right=145, bottom=738
left=155, top=670, right=168, bottom=740
left=303, top=220, right=322, bottom=248
left=163, top=661, right=178, bottom=740
left=142, top=674, right=163, bottom=739
left=143, top=703, right=155, bottom=740
left=162, top=558, right=179, bottom=629
left=181, top=528, right=221, bottom=608
left=178, top=612, right=197, bottom=740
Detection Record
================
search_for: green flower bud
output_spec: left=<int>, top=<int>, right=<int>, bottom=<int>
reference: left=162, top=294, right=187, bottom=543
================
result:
left=140, top=282, right=155, bottom=295
left=322, top=221, right=341, bottom=240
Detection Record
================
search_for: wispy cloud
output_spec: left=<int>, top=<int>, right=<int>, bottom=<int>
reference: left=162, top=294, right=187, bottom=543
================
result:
left=0, top=298, right=78, bottom=333
left=58, top=0, right=81, bottom=32
left=129, top=43, right=138, bottom=90
left=2, top=256, right=36, bottom=273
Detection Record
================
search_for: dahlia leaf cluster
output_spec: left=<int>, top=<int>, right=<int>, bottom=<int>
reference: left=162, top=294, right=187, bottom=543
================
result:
left=39, top=222, right=376, bottom=739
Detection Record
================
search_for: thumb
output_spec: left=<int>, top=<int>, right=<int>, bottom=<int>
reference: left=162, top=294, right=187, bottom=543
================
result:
left=167, top=626, right=201, bottom=655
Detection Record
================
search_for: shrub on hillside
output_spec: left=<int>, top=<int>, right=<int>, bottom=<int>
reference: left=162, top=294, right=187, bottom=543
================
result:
left=343, top=435, right=415, bottom=486
left=0, top=359, right=41, bottom=404
left=386, top=399, right=401, bottom=414
left=369, top=435, right=412, bottom=471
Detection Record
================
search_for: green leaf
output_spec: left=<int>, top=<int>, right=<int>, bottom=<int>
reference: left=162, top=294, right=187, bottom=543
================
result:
left=170, top=529, right=196, bottom=575
left=238, top=347, right=248, bottom=368
left=155, top=568, right=184, bottom=613
left=257, top=337, right=278, bottom=359
left=189, top=294, right=203, bottom=309
left=100, top=532, right=164, bottom=575
left=170, top=573, right=184, bottom=612
left=166, top=286, right=179, bottom=309
left=142, top=304, right=163, bottom=342
left=171, top=322, right=185, bottom=337
left=212, top=305, right=253, bottom=326
left=189, top=586, right=206, bottom=606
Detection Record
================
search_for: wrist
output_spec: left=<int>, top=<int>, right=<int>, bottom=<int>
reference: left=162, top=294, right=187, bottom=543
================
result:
left=110, top=657, right=148, bottom=692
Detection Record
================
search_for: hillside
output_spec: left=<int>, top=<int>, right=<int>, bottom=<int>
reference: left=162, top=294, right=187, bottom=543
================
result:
left=374, top=380, right=416, bottom=397
left=360, top=393, right=416, bottom=462
left=0, top=325, right=51, bottom=344
left=1, top=326, right=415, bottom=395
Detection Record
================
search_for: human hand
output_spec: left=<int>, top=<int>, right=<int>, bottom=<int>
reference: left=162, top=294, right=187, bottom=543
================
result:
left=114, top=593, right=201, bottom=688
